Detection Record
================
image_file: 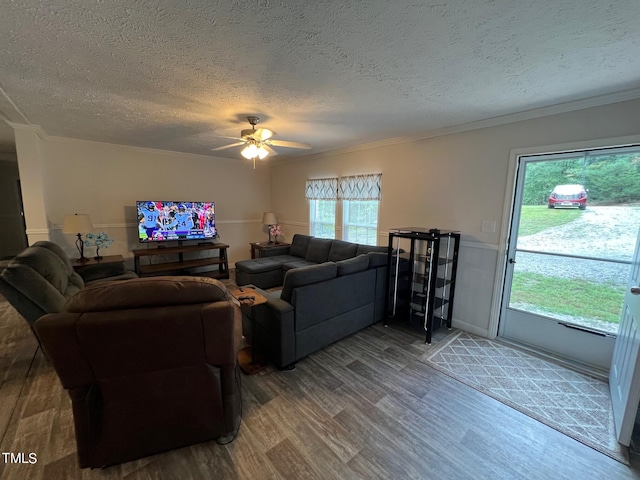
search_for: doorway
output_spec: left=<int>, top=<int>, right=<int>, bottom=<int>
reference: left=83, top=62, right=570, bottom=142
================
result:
left=499, top=147, right=640, bottom=371
left=0, top=160, right=28, bottom=259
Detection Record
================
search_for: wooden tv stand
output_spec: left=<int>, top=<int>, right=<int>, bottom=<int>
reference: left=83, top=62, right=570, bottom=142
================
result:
left=133, top=243, right=229, bottom=279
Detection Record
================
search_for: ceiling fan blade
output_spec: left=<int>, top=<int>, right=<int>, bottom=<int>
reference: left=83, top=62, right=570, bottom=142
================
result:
left=217, top=135, right=245, bottom=141
left=254, top=128, right=274, bottom=141
left=268, top=139, right=312, bottom=149
left=211, top=141, right=245, bottom=151
left=263, top=144, right=278, bottom=156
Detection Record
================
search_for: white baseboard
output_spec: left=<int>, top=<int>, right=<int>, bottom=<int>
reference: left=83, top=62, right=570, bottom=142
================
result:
left=451, top=317, right=490, bottom=338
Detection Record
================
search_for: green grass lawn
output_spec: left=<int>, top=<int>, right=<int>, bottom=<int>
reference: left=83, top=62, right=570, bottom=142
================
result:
left=510, top=272, right=624, bottom=324
left=517, top=205, right=583, bottom=236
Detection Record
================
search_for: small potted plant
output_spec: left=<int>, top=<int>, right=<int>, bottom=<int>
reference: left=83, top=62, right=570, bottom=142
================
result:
left=84, top=232, right=114, bottom=260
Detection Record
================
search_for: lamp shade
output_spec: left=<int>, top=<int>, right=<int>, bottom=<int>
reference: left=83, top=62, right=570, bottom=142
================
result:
left=241, top=143, right=259, bottom=160
left=241, top=142, right=270, bottom=160
left=261, top=212, right=278, bottom=225
left=62, top=214, right=93, bottom=234
left=256, top=145, right=269, bottom=160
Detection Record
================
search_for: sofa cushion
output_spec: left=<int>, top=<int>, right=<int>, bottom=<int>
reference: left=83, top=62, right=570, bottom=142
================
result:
left=336, top=254, right=369, bottom=276
left=305, top=238, right=333, bottom=263
left=367, top=251, right=388, bottom=268
left=328, top=240, right=358, bottom=261
left=280, top=262, right=337, bottom=303
left=13, top=246, right=72, bottom=294
left=66, top=276, right=230, bottom=312
left=356, top=244, right=388, bottom=256
left=282, top=260, right=317, bottom=272
left=289, top=234, right=313, bottom=258
left=235, top=255, right=300, bottom=274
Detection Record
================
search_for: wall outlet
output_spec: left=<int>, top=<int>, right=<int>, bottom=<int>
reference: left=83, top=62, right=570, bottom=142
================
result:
left=482, top=220, right=496, bottom=233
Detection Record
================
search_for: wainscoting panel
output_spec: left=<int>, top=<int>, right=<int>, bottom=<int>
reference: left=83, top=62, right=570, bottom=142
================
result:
left=450, top=242, right=499, bottom=337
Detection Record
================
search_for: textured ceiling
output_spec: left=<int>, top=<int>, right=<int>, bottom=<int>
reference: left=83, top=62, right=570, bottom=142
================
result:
left=1, top=0, right=640, bottom=160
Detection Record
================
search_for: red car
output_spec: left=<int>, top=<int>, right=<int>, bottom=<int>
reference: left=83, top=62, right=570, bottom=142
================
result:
left=548, top=184, right=588, bottom=210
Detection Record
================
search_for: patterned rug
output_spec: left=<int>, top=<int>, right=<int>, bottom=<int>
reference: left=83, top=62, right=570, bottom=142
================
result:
left=420, top=331, right=629, bottom=464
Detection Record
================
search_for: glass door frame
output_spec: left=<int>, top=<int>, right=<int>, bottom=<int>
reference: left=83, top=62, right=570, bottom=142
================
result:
left=488, top=136, right=640, bottom=370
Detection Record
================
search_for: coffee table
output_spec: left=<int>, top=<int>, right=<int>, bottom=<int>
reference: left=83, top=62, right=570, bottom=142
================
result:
left=228, top=287, right=268, bottom=375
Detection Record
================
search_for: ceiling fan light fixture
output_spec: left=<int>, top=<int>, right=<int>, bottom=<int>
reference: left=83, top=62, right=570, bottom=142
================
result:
left=213, top=115, right=310, bottom=166
left=241, top=143, right=259, bottom=159
left=241, top=141, right=269, bottom=161
left=257, top=145, right=269, bottom=159
left=258, top=129, right=273, bottom=141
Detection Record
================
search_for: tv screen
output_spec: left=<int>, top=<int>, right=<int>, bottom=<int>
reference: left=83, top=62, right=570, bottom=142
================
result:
left=137, top=201, right=217, bottom=243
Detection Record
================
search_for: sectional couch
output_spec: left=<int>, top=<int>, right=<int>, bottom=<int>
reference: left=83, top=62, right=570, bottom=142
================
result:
left=235, top=235, right=391, bottom=368
left=235, top=234, right=387, bottom=289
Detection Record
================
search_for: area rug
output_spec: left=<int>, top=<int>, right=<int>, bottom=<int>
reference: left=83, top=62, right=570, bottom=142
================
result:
left=420, top=331, right=629, bottom=464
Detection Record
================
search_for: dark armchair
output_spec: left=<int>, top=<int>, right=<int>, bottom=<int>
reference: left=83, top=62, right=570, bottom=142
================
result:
left=0, top=241, right=137, bottom=328
left=33, top=276, right=243, bottom=468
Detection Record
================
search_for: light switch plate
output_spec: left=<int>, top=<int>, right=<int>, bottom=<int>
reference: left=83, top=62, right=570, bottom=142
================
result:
left=482, top=220, right=496, bottom=233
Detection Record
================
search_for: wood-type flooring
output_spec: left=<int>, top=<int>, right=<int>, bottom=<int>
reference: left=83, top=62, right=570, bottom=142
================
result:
left=1, top=297, right=639, bottom=480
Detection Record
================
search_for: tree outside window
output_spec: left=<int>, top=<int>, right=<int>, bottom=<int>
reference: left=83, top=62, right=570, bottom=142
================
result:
left=343, top=200, right=379, bottom=245
left=310, top=199, right=336, bottom=238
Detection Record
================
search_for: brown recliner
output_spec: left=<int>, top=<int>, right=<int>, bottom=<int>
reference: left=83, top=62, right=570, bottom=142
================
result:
left=34, top=276, right=242, bottom=469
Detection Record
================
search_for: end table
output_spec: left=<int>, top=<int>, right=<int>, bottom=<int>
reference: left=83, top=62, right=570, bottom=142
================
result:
left=72, top=254, right=124, bottom=271
left=229, top=287, right=269, bottom=375
left=250, top=242, right=291, bottom=259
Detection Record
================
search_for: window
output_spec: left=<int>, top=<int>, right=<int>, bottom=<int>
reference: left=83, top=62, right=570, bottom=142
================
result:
left=310, top=199, right=336, bottom=238
left=343, top=200, right=379, bottom=245
left=339, top=174, right=381, bottom=246
left=306, top=178, right=338, bottom=239
left=306, top=174, right=381, bottom=244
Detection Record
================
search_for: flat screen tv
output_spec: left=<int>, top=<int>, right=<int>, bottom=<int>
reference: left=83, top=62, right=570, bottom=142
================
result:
left=136, top=201, right=217, bottom=243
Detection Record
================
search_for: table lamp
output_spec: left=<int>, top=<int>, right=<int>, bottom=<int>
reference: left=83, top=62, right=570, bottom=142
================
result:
left=63, top=214, right=93, bottom=262
left=262, top=212, right=278, bottom=243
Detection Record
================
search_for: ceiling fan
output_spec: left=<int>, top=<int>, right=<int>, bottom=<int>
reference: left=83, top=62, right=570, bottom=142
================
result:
left=212, top=116, right=311, bottom=167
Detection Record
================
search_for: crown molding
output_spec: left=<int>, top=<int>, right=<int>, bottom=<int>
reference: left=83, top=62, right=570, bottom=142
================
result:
left=44, top=135, right=247, bottom=163
left=6, top=86, right=640, bottom=165
left=0, top=85, right=31, bottom=124
left=289, top=87, right=640, bottom=162
left=6, top=123, right=261, bottom=164
left=6, top=122, right=48, bottom=141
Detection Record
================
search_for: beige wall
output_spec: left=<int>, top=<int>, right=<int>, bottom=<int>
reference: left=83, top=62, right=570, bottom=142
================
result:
left=13, top=98, right=640, bottom=337
left=270, top=98, right=640, bottom=336
left=14, top=129, right=271, bottom=264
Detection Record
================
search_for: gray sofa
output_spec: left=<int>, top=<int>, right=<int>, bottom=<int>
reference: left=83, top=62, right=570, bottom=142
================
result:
left=244, top=250, right=389, bottom=369
left=0, top=241, right=138, bottom=328
left=235, top=234, right=388, bottom=289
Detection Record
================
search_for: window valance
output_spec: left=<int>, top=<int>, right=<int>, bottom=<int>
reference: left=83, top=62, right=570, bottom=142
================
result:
left=305, top=177, right=338, bottom=200
left=338, top=173, right=382, bottom=201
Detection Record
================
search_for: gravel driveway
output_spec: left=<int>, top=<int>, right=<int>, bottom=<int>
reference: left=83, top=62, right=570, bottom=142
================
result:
left=514, top=206, right=640, bottom=285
